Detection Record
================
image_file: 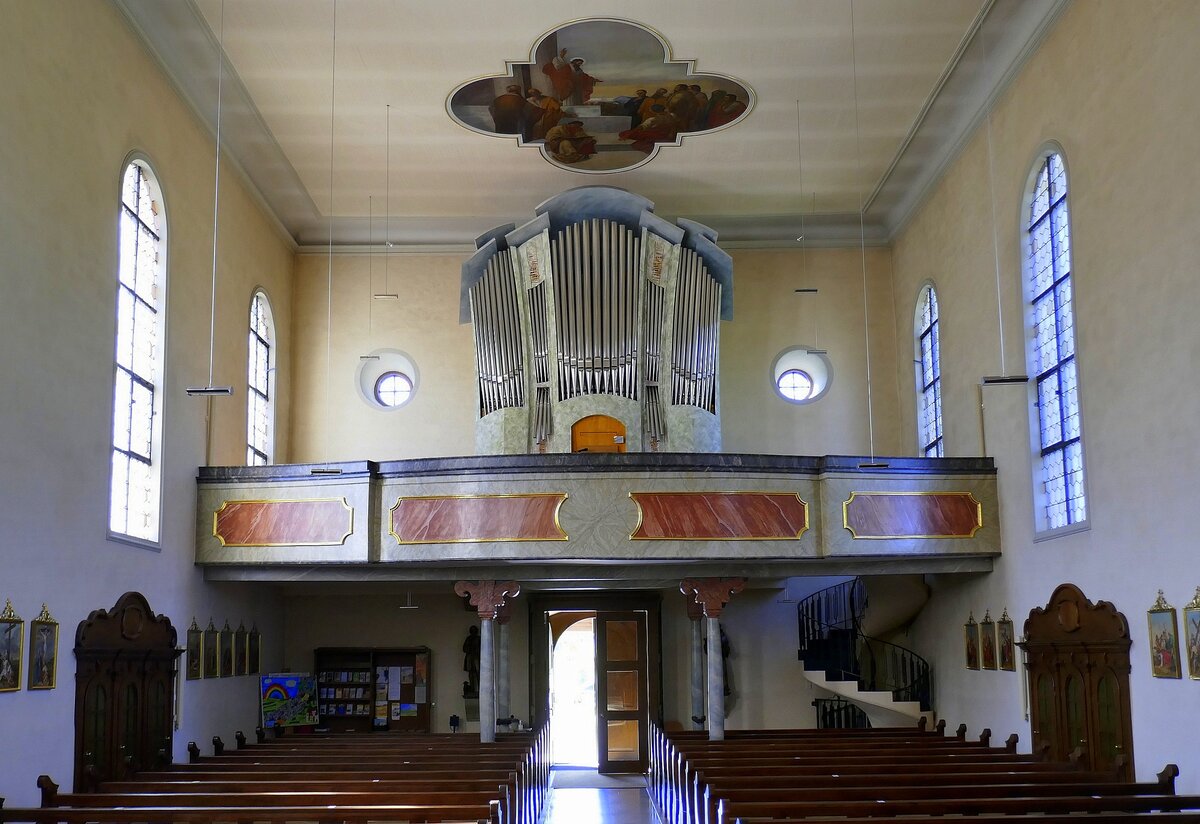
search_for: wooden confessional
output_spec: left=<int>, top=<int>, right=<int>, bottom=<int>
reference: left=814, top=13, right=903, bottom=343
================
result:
left=74, top=591, right=179, bottom=790
left=1021, top=583, right=1134, bottom=779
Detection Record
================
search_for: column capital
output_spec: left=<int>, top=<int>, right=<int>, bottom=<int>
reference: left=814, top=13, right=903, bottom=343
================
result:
left=682, top=589, right=704, bottom=621
left=680, top=577, right=746, bottom=618
left=454, top=580, right=521, bottom=620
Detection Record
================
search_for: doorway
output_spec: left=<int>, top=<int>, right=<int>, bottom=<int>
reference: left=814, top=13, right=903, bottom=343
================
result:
left=530, top=593, right=661, bottom=774
left=571, top=415, right=627, bottom=453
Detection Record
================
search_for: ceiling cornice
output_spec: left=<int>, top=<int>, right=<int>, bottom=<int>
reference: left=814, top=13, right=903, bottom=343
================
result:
left=113, top=0, right=1069, bottom=250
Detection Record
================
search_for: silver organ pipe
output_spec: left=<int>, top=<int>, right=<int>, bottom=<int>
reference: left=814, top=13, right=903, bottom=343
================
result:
left=469, top=254, right=525, bottom=417
left=551, top=219, right=641, bottom=403
left=671, top=249, right=720, bottom=414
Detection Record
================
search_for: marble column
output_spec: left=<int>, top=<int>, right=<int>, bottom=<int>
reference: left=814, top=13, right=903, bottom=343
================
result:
left=496, top=603, right=511, bottom=723
left=454, top=580, right=521, bottom=743
left=680, top=577, right=746, bottom=741
left=684, top=591, right=705, bottom=730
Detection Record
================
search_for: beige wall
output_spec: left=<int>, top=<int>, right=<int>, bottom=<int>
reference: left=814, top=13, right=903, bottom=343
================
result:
left=0, top=1, right=294, bottom=804
left=290, top=252, right=477, bottom=460
left=289, top=246, right=901, bottom=459
left=888, top=0, right=1200, bottom=793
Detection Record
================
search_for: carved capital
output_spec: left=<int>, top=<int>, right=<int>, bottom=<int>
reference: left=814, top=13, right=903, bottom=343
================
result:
left=680, top=577, right=746, bottom=618
left=454, top=580, right=521, bottom=620
left=682, top=589, right=704, bottom=622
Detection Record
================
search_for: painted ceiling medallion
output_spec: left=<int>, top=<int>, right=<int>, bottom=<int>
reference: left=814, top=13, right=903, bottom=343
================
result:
left=448, top=18, right=754, bottom=174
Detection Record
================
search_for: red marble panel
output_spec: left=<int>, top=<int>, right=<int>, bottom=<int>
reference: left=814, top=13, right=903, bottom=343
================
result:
left=391, top=494, right=567, bottom=543
left=843, top=492, right=982, bottom=538
left=213, top=498, right=353, bottom=546
left=630, top=492, right=808, bottom=540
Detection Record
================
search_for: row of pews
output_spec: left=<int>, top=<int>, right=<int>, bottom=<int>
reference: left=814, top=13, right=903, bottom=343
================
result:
left=649, top=720, right=1200, bottom=824
left=0, top=724, right=549, bottom=823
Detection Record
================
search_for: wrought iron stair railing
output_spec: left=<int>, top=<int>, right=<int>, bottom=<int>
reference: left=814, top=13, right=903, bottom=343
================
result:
left=812, top=697, right=871, bottom=729
left=797, top=577, right=932, bottom=712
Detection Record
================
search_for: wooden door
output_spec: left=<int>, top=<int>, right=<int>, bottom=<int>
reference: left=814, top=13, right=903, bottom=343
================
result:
left=594, top=611, right=648, bottom=773
left=1022, top=583, right=1134, bottom=780
left=571, top=414, right=627, bottom=452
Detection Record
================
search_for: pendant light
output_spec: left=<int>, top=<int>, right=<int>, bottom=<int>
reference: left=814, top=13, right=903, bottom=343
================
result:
left=187, top=0, right=233, bottom=397
left=323, top=0, right=338, bottom=421
left=793, top=99, right=826, bottom=357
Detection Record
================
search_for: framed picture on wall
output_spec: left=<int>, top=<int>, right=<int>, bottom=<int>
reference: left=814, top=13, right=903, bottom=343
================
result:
left=964, top=612, right=980, bottom=670
left=185, top=619, right=203, bottom=680
left=27, top=605, right=58, bottom=690
left=1147, top=591, right=1182, bottom=679
left=980, top=611, right=997, bottom=670
left=997, top=609, right=1017, bottom=672
left=248, top=625, right=261, bottom=675
left=0, top=600, right=23, bottom=692
left=220, top=621, right=234, bottom=678
left=203, top=619, right=219, bottom=678
left=234, top=623, right=248, bottom=676
left=1184, top=588, right=1200, bottom=681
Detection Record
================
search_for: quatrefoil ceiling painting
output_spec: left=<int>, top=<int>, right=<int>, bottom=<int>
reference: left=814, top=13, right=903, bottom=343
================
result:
left=448, top=18, right=754, bottom=174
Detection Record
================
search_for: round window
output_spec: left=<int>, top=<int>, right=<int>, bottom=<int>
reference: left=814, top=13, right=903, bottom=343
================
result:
left=771, top=346, right=833, bottom=405
left=777, top=369, right=814, bottom=401
left=374, top=371, right=413, bottom=408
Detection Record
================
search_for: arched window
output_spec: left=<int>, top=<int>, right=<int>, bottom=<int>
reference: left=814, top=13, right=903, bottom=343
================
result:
left=1025, top=150, right=1086, bottom=532
left=110, top=161, right=166, bottom=543
left=247, top=290, right=275, bottom=465
left=915, top=284, right=943, bottom=457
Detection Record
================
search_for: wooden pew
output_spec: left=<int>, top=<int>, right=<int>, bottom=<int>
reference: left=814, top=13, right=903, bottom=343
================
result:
left=715, top=792, right=1200, bottom=824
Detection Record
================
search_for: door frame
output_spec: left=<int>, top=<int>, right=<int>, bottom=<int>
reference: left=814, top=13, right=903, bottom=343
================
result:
left=528, top=591, right=662, bottom=766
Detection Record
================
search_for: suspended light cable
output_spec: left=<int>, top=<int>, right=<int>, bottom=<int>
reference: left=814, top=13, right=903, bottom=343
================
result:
left=982, top=21, right=1007, bottom=376
left=849, top=0, right=878, bottom=463
left=375, top=104, right=398, bottom=300
left=325, top=0, right=337, bottom=418
left=188, top=0, right=233, bottom=397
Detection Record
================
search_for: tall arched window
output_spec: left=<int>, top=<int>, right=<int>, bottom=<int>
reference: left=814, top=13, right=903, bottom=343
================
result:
left=110, top=161, right=166, bottom=543
left=247, top=290, right=275, bottom=465
left=915, top=284, right=943, bottom=457
left=1025, top=149, right=1086, bottom=532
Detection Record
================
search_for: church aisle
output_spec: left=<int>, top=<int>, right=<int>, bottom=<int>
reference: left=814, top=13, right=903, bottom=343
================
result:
left=543, top=787, right=661, bottom=824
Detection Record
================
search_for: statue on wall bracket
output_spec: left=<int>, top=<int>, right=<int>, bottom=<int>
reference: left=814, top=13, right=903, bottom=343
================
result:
left=447, top=18, right=755, bottom=174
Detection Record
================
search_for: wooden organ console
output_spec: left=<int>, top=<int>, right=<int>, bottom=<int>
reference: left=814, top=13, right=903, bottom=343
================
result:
left=461, top=187, right=733, bottom=454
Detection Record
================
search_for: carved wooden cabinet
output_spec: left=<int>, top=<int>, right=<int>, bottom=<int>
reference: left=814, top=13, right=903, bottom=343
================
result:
left=74, top=592, right=179, bottom=790
left=1021, top=583, right=1134, bottom=780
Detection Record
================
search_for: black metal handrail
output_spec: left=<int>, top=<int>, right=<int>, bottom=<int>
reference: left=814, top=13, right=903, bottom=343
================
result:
left=812, top=697, right=871, bottom=729
left=797, top=577, right=932, bottom=711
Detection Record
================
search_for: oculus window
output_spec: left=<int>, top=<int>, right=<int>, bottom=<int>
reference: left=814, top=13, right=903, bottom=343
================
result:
left=1025, top=150, right=1086, bottom=533
left=915, top=284, right=943, bottom=457
left=375, top=371, right=414, bottom=408
left=110, top=161, right=166, bottom=544
left=771, top=347, right=832, bottom=405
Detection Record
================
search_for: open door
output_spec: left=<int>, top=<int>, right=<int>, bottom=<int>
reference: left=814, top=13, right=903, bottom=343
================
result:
left=594, top=611, right=648, bottom=773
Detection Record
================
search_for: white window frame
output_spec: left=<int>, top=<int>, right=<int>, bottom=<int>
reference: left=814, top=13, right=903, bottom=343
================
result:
left=914, top=282, right=944, bottom=458
left=247, top=289, right=276, bottom=465
left=1021, top=143, right=1089, bottom=539
left=108, top=155, right=168, bottom=549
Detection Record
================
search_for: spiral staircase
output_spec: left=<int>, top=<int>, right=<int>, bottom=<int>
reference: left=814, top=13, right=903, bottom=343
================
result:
left=797, top=576, right=934, bottom=728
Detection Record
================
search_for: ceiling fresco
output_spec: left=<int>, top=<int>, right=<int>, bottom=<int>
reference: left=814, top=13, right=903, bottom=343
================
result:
left=447, top=18, right=754, bottom=174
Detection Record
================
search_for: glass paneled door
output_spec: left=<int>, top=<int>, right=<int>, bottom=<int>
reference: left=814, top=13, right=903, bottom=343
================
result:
left=594, top=611, right=648, bottom=773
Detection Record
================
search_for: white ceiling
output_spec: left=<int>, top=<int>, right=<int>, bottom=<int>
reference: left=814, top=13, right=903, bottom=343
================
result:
left=117, top=0, right=1068, bottom=248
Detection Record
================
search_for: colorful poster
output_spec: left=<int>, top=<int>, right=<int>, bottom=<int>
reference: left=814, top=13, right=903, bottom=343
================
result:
left=400, top=666, right=414, bottom=685
left=400, top=703, right=418, bottom=717
left=260, top=675, right=319, bottom=728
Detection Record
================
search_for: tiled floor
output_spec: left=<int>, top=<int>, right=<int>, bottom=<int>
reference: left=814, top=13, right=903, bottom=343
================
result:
left=543, top=787, right=661, bottom=824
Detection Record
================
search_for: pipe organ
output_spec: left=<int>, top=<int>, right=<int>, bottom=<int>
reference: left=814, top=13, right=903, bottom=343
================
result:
left=461, top=187, right=733, bottom=454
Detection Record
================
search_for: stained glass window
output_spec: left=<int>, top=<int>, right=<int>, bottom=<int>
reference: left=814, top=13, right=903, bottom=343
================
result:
left=110, top=162, right=165, bottom=542
left=1027, top=152, right=1086, bottom=531
left=916, top=285, right=943, bottom=457
left=247, top=291, right=274, bottom=465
